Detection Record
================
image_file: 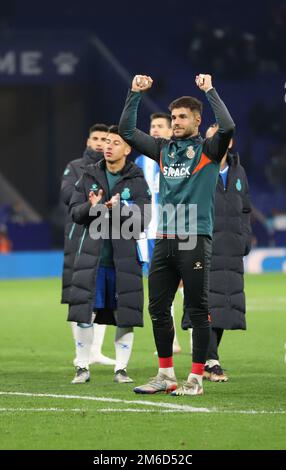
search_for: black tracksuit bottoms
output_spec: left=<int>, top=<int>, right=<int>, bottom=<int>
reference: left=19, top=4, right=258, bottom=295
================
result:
left=148, top=235, right=212, bottom=364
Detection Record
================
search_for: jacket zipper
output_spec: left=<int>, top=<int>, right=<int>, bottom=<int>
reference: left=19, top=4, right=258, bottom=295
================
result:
left=68, top=223, right=76, bottom=240
left=78, top=228, right=87, bottom=254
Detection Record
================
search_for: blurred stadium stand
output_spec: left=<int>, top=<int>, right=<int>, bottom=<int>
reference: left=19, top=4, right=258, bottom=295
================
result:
left=0, top=0, right=285, bottom=275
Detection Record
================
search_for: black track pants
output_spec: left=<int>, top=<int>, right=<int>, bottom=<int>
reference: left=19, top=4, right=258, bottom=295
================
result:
left=148, top=235, right=212, bottom=363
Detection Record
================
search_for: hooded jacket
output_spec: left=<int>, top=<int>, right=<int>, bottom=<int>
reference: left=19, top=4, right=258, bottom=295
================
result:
left=68, top=159, right=151, bottom=326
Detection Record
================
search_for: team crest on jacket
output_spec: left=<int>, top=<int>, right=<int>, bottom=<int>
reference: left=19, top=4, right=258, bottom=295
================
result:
left=121, top=187, right=131, bottom=200
left=236, top=178, right=242, bottom=191
left=186, top=145, right=195, bottom=159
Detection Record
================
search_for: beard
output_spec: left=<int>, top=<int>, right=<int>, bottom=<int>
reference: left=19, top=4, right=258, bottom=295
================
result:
left=174, top=127, right=197, bottom=138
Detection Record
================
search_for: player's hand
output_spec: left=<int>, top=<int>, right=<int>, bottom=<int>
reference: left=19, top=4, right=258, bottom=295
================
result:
left=105, top=193, right=120, bottom=209
left=131, top=75, right=153, bottom=92
left=89, top=189, right=103, bottom=207
left=195, top=74, right=213, bottom=92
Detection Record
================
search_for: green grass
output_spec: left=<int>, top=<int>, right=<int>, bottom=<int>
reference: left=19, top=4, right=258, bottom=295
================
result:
left=0, top=274, right=286, bottom=450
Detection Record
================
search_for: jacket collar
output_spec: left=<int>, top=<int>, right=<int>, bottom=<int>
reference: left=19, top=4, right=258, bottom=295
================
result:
left=81, top=147, right=103, bottom=166
left=170, top=133, right=203, bottom=147
left=226, top=151, right=240, bottom=166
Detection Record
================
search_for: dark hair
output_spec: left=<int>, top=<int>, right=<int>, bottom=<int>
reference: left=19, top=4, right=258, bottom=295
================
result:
left=168, top=96, right=203, bottom=115
left=206, top=122, right=218, bottom=133
left=89, top=123, right=108, bottom=135
left=107, top=125, right=119, bottom=135
left=150, top=112, right=171, bottom=127
left=206, top=122, right=234, bottom=148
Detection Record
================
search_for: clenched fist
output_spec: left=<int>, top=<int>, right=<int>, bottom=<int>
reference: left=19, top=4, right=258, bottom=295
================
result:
left=131, top=75, right=153, bottom=92
left=195, top=74, right=213, bottom=93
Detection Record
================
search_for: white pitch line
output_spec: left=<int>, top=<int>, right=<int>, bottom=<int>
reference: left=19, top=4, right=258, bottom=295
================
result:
left=0, top=408, right=85, bottom=413
left=97, top=408, right=187, bottom=413
left=0, top=406, right=284, bottom=415
left=0, top=392, right=285, bottom=415
left=0, top=407, right=186, bottom=414
left=220, top=410, right=286, bottom=415
left=93, top=408, right=286, bottom=414
left=0, top=391, right=210, bottom=413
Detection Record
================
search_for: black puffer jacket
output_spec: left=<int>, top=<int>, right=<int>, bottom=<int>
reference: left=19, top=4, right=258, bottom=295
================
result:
left=68, top=159, right=151, bottom=327
left=60, top=147, right=103, bottom=303
left=209, top=152, right=252, bottom=330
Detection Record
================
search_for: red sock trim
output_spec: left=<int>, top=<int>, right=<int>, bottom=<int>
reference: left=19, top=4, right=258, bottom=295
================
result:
left=191, top=362, right=205, bottom=375
left=159, top=356, right=173, bottom=368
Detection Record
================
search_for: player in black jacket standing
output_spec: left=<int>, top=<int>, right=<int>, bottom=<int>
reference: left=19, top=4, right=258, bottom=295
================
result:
left=61, top=123, right=115, bottom=368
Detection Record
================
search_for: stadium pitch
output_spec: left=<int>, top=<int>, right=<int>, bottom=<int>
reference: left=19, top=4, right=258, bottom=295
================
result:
left=0, top=274, right=286, bottom=450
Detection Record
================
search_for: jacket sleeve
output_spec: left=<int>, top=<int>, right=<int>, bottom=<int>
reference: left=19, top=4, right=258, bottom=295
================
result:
left=118, top=90, right=165, bottom=163
left=241, top=168, right=252, bottom=256
left=203, top=88, right=236, bottom=162
left=69, top=176, right=93, bottom=226
left=60, top=162, right=79, bottom=206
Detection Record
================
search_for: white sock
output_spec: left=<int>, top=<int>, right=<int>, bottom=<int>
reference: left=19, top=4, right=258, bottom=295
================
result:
left=205, top=359, right=220, bottom=368
left=114, top=327, right=134, bottom=372
left=188, top=372, right=203, bottom=386
left=71, top=322, right=79, bottom=366
left=159, top=367, right=175, bottom=378
left=90, top=324, right=107, bottom=357
left=74, top=324, right=93, bottom=369
left=71, top=322, right=77, bottom=342
left=179, top=286, right=184, bottom=298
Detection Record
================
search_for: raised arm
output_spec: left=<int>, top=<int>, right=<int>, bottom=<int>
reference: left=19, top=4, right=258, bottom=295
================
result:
left=197, top=74, right=235, bottom=162
left=118, top=75, right=165, bottom=162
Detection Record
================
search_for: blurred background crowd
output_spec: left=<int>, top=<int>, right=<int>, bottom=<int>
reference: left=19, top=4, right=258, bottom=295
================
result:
left=0, top=0, right=285, bottom=254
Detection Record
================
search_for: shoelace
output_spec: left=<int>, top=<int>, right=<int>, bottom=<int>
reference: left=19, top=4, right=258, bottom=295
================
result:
left=146, top=376, right=173, bottom=388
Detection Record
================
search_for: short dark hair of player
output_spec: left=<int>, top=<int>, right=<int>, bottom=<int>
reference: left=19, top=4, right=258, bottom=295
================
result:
left=206, top=122, right=235, bottom=148
left=150, top=112, right=172, bottom=127
left=108, top=125, right=119, bottom=135
left=89, top=123, right=109, bottom=135
left=168, top=96, right=203, bottom=116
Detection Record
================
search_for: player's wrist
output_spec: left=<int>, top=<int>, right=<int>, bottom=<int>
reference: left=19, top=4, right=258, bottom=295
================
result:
left=130, top=88, right=142, bottom=94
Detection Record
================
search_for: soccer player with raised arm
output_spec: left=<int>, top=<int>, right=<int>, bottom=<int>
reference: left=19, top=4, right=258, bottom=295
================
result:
left=119, top=74, right=235, bottom=396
